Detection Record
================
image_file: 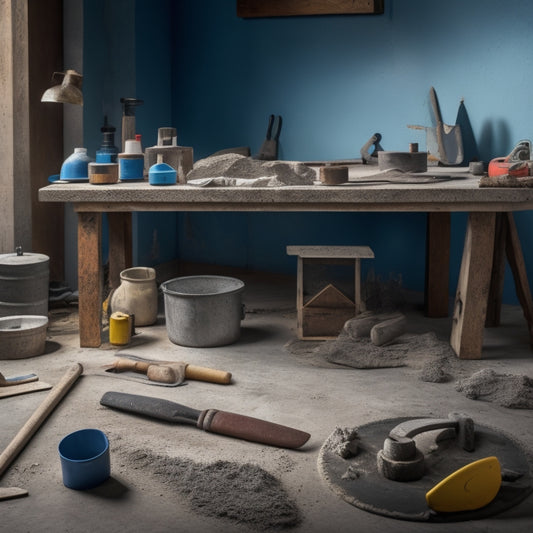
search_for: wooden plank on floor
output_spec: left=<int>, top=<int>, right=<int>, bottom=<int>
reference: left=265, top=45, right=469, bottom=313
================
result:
left=78, top=212, right=102, bottom=347
left=424, top=212, right=451, bottom=317
left=450, top=212, right=496, bottom=359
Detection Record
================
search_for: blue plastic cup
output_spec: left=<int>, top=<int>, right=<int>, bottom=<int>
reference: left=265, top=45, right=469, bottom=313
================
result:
left=58, top=429, right=110, bottom=490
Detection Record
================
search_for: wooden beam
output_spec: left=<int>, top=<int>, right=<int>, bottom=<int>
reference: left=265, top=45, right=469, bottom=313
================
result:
left=78, top=212, right=103, bottom=347
left=450, top=212, right=496, bottom=359
left=0, top=0, right=31, bottom=252
left=485, top=213, right=506, bottom=327
left=237, top=0, right=384, bottom=18
left=107, top=212, right=132, bottom=290
left=296, top=255, right=304, bottom=338
left=424, top=212, right=451, bottom=317
left=28, top=0, right=64, bottom=280
left=505, top=212, right=533, bottom=346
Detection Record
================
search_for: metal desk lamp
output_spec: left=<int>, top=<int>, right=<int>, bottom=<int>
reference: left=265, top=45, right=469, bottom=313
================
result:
left=41, top=69, right=83, bottom=106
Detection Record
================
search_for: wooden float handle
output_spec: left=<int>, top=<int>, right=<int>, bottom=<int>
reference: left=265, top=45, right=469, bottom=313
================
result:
left=111, top=358, right=231, bottom=384
left=185, top=364, right=232, bottom=385
left=112, top=358, right=151, bottom=374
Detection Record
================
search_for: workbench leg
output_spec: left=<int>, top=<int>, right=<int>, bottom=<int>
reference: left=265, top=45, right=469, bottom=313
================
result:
left=354, top=258, right=362, bottom=315
left=296, top=256, right=304, bottom=339
left=485, top=213, right=506, bottom=327
left=78, top=212, right=103, bottom=348
left=424, top=212, right=451, bottom=317
left=108, top=212, right=132, bottom=290
left=450, top=212, right=496, bottom=359
left=505, top=213, right=533, bottom=346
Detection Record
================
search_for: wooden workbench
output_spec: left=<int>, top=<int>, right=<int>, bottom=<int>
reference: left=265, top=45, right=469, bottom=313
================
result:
left=39, top=166, right=533, bottom=358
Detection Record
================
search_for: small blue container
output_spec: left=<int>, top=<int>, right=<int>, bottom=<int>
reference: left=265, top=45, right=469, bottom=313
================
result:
left=58, top=429, right=110, bottom=490
left=119, top=155, right=144, bottom=181
left=149, top=162, right=177, bottom=185
left=60, top=148, right=92, bottom=180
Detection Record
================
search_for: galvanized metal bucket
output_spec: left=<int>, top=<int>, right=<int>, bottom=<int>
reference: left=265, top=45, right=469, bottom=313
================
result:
left=161, top=275, right=245, bottom=347
left=0, top=248, right=49, bottom=318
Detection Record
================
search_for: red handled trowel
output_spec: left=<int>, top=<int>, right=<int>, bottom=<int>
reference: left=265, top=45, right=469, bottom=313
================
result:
left=100, top=391, right=310, bottom=449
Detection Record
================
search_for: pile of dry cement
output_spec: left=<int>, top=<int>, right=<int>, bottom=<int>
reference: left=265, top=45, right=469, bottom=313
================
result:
left=306, top=330, right=454, bottom=373
left=455, top=368, right=533, bottom=409
left=125, top=449, right=301, bottom=530
left=186, top=153, right=316, bottom=187
left=315, top=336, right=408, bottom=368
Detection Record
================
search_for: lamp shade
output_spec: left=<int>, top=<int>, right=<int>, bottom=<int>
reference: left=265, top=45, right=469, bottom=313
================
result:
left=41, top=69, right=83, bottom=105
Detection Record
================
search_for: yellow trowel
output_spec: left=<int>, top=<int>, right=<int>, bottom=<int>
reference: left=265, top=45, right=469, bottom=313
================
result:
left=426, top=456, right=502, bottom=513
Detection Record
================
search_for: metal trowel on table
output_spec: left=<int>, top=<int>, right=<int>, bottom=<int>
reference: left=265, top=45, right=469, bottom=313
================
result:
left=409, top=87, right=463, bottom=165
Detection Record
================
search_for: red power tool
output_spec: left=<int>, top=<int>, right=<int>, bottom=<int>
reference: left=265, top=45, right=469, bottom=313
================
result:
left=488, top=139, right=531, bottom=177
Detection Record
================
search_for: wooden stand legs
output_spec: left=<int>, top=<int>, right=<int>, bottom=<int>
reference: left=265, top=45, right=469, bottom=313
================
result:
left=450, top=212, right=496, bottom=359
left=108, top=212, right=133, bottom=290
left=78, top=212, right=103, bottom=347
left=78, top=211, right=132, bottom=347
left=485, top=213, right=533, bottom=345
left=425, top=212, right=451, bottom=318
left=451, top=211, right=533, bottom=359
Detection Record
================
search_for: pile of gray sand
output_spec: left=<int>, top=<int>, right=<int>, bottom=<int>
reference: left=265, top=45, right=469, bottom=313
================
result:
left=456, top=368, right=533, bottom=409
left=314, top=329, right=455, bottom=374
left=315, top=336, right=408, bottom=369
left=126, top=449, right=301, bottom=530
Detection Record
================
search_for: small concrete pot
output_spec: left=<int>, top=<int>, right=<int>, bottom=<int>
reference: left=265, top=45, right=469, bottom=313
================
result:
left=110, top=267, right=158, bottom=326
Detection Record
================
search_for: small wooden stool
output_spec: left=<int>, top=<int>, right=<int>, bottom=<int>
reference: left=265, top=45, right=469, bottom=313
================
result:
left=286, top=245, right=375, bottom=340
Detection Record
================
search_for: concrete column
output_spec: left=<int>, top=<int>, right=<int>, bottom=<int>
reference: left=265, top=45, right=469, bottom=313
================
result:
left=0, top=0, right=31, bottom=253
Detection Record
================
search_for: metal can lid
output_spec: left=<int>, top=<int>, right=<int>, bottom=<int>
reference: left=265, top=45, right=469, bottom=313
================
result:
left=0, top=248, right=49, bottom=266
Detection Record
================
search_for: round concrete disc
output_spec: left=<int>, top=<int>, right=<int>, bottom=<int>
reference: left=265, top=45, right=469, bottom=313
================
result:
left=378, top=151, right=428, bottom=173
left=318, top=417, right=532, bottom=522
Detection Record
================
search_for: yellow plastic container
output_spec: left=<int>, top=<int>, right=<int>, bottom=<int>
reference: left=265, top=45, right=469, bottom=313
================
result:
left=109, top=312, right=132, bottom=345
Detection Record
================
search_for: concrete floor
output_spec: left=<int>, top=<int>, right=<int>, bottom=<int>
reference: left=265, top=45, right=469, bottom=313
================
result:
left=1, top=271, right=533, bottom=532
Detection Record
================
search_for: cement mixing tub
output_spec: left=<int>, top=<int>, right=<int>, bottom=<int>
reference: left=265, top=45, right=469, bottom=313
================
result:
left=0, top=315, right=48, bottom=359
left=161, top=275, right=245, bottom=347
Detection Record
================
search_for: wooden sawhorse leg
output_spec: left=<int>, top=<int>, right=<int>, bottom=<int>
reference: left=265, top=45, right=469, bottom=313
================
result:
left=450, top=212, right=496, bottom=359
left=485, top=212, right=533, bottom=345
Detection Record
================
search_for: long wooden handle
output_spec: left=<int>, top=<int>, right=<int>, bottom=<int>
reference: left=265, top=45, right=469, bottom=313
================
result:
left=185, top=364, right=232, bottom=384
left=0, top=363, right=83, bottom=479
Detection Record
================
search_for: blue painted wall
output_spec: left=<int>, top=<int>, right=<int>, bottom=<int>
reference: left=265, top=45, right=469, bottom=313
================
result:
left=84, top=0, right=533, bottom=304
left=84, top=0, right=179, bottom=267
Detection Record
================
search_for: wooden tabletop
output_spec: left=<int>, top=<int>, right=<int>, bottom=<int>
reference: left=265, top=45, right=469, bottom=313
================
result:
left=39, top=167, right=533, bottom=213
